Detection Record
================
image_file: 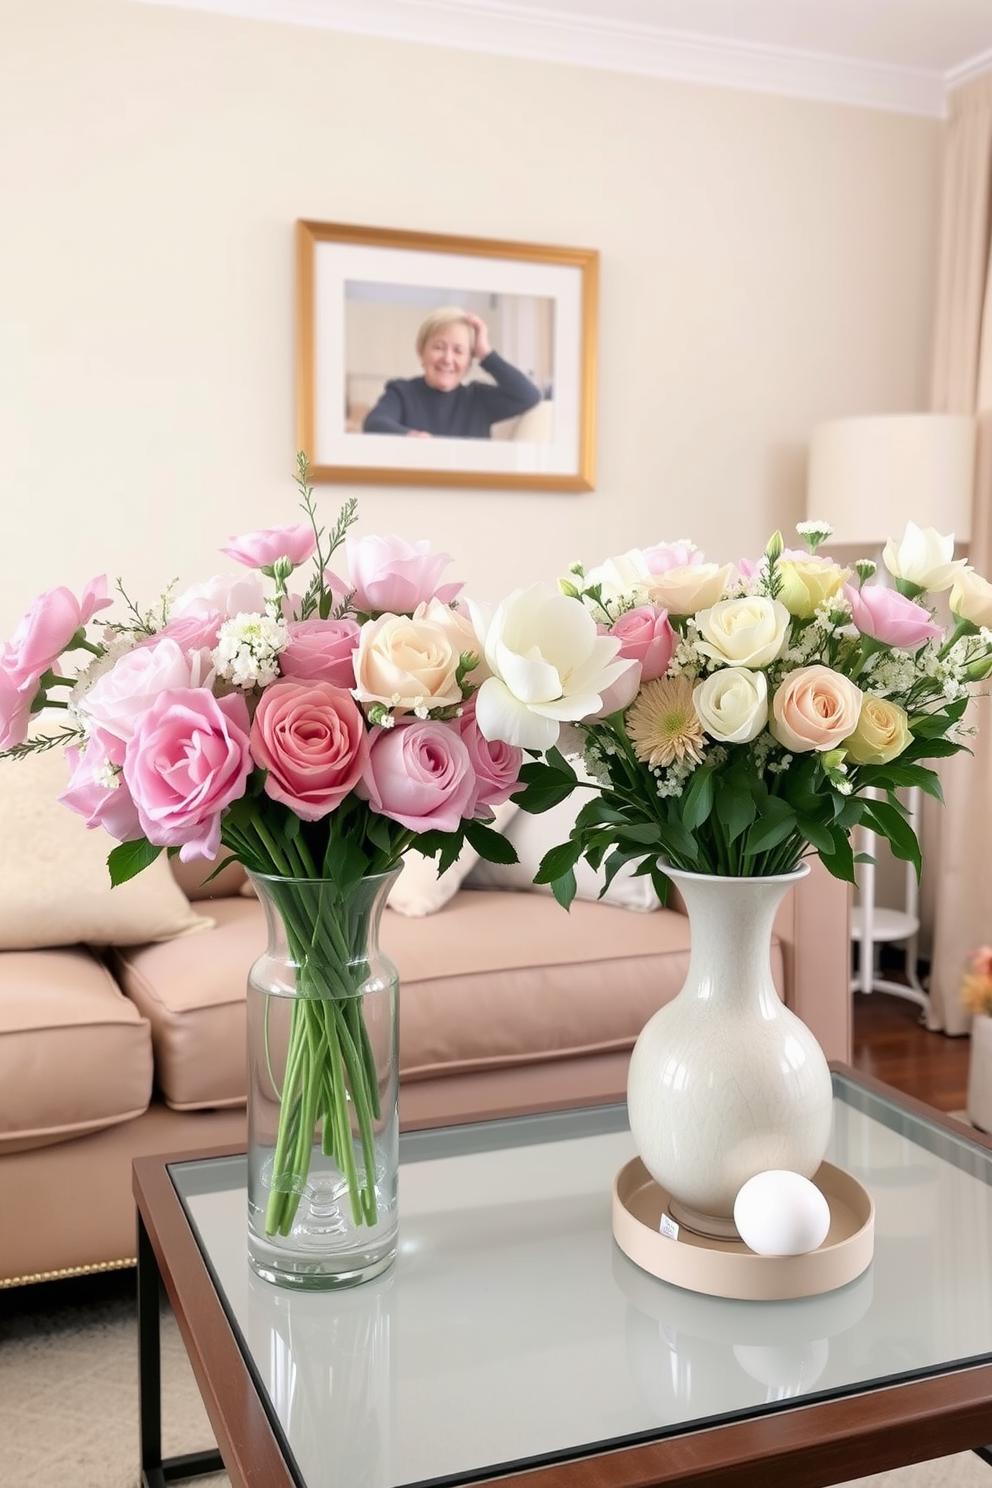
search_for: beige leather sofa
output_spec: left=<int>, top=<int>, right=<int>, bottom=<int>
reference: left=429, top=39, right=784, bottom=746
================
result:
left=0, top=846, right=849, bottom=1290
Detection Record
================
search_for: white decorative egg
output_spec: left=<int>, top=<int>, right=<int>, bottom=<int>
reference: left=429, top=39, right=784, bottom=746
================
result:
left=733, top=1170, right=831, bottom=1256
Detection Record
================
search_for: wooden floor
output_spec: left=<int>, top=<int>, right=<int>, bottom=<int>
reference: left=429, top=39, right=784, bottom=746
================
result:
left=851, top=989, right=971, bottom=1113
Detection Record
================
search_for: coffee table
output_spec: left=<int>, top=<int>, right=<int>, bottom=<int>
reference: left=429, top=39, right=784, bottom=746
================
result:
left=133, top=1065, right=992, bottom=1488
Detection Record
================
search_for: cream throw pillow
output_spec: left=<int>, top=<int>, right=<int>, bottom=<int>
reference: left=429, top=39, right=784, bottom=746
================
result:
left=386, top=799, right=520, bottom=918
left=0, top=742, right=213, bottom=950
left=465, top=776, right=661, bottom=912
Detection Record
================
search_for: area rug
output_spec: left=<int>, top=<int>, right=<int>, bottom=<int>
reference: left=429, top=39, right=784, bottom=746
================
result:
left=1, top=1271, right=989, bottom=1488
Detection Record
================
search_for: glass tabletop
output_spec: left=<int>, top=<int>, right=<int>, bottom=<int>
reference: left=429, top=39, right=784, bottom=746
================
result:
left=169, top=1073, right=992, bottom=1488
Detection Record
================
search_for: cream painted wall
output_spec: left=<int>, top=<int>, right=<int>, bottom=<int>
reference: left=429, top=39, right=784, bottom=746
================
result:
left=0, top=0, right=942, bottom=638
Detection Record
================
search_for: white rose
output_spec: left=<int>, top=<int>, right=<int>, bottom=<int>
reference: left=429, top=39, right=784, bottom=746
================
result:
left=695, top=597, right=790, bottom=668
left=950, top=568, right=992, bottom=628
left=583, top=550, right=652, bottom=607
left=474, top=583, right=635, bottom=750
left=353, top=606, right=466, bottom=713
left=645, top=563, right=735, bottom=616
left=694, top=669, right=768, bottom=743
left=882, top=522, right=967, bottom=593
left=171, top=573, right=266, bottom=619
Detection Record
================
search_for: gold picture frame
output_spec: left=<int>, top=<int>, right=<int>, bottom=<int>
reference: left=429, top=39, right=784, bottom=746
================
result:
left=296, top=220, right=598, bottom=491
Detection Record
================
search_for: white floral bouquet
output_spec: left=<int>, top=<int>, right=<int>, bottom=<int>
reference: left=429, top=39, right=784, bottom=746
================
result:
left=482, top=521, right=992, bottom=900
left=2, top=456, right=605, bottom=1236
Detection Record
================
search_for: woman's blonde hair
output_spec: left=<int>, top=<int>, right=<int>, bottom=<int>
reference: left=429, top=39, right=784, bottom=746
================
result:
left=416, top=307, right=474, bottom=356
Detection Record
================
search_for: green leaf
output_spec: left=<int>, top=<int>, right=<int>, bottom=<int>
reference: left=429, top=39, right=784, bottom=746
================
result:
left=745, top=809, right=798, bottom=856
left=861, top=798, right=922, bottom=873
left=681, top=766, right=715, bottom=832
left=463, top=819, right=518, bottom=865
left=797, top=818, right=834, bottom=855
left=715, top=782, right=756, bottom=844
left=551, top=868, right=577, bottom=910
left=534, top=839, right=585, bottom=885
left=108, top=838, right=163, bottom=887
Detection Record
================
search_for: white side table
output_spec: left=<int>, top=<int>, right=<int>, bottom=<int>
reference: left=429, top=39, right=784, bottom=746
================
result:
left=851, top=786, right=928, bottom=1012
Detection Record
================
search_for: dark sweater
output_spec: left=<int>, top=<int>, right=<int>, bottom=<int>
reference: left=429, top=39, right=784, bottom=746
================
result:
left=362, top=351, right=542, bottom=439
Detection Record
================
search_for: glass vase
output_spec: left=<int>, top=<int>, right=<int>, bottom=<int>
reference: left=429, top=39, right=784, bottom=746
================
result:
left=246, top=870, right=400, bottom=1290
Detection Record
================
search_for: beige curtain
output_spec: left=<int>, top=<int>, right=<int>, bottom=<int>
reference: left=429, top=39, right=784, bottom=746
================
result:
left=927, top=74, right=992, bottom=1032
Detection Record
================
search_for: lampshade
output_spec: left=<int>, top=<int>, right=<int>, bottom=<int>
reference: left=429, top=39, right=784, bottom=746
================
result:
left=806, top=414, right=976, bottom=548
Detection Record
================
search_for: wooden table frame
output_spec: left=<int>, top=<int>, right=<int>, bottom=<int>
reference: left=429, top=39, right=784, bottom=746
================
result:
left=133, top=1067, right=992, bottom=1488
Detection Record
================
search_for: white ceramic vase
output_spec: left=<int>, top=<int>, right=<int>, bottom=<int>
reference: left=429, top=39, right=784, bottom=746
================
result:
left=626, top=862, right=834, bottom=1239
left=967, top=1013, right=992, bottom=1134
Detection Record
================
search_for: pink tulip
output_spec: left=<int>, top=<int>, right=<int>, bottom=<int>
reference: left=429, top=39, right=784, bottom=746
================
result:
left=359, top=720, right=475, bottom=833
left=220, top=524, right=316, bottom=570
left=279, top=618, right=361, bottom=688
left=250, top=679, right=369, bottom=821
left=609, top=606, right=675, bottom=682
left=61, top=727, right=143, bottom=842
left=343, top=534, right=460, bottom=614
left=124, top=689, right=252, bottom=860
left=844, top=584, right=942, bottom=649
left=458, top=698, right=523, bottom=812
left=1, top=577, right=111, bottom=691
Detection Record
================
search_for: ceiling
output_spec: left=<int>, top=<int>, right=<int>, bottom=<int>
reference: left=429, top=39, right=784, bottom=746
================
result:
left=130, top=0, right=992, bottom=115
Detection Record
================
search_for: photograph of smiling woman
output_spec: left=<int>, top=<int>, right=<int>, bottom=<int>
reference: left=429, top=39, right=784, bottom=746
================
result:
left=361, top=305, right=543, bottom=440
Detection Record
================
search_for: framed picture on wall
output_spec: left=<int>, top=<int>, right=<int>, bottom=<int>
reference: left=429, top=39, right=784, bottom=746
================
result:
left=296, top=220, right=599, bottom=491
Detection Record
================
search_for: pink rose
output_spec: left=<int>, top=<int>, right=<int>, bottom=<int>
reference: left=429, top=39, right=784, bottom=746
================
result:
left=250, top=679, right=369, bottom=821
left=170, top=573, right=265, bottom=619
left=61, top=727, right=143, bottom=842
left=642, top=542, right=703, bottom=574
left=81, top=637, right=215, bottom=743
left=844, top=584, right=942, bottom=649
left=770, top=665, right=864, bottom=753
left=0, top=669, right=35, bottom=750
left=343, top=534, right=461, bottom=614
left=359, top=720, right=475, bottom=833
left=279, top=618, right=361, bottom=687
left=135, top=613, right=223, bottom=655
left=124, top=689, right=252, bottom=860
left=458, top=699, right=523, bottom=812
left=609, top=606, right=675, bottom=682
left=1, top=576, right=112, bottom=691
left=220, top=524, right=317, bottom=570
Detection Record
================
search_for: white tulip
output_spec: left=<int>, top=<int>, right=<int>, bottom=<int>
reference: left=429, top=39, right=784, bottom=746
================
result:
left=694, top=669, right=769, bottom=743
left=474, top=583, right=635, bottom=750
left=695, top=597, right=790, bottom=668
left=882, top=522, right=967, bottom=593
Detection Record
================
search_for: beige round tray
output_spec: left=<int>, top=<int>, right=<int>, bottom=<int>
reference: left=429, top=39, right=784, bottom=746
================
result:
left=613, top=1158, right=874, bottom=1300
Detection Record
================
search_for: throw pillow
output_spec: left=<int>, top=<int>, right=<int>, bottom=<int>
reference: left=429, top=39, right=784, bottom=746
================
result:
left=386, top=799, right=520, bottom=918
left=0, top=741, right=212, bottom=950
left=466, top=774, right=661, bottom=912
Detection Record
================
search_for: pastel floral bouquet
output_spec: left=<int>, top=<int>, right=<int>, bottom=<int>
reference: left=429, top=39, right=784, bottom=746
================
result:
left=488, top=520, right=992, bottom=901
left=960, top=947, right=992, bottom=1019
left=0, top=456, right=574, bottom=1238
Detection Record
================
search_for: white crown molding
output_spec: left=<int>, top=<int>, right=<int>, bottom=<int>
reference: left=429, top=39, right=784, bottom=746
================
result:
left=127, top=0, right=967, bottom=118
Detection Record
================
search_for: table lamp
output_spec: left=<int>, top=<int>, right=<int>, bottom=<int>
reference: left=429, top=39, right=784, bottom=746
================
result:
left=805, top=412, right=977, bottom=1012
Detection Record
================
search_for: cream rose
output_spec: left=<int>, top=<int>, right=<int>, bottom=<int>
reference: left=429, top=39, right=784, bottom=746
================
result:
left=353, top=602, right=474, bottom=713
left=695, top=597, right=790, bottom=668
left=694, top=668, right=768, bottom=743
left=883, top=522, right=967, bottom=593
left=645, top=563, right=734, bottom=616
left=950, top=568, right=992, bottom=628
left=770, top=665, right=864, bottom=753
left=776, top=558, right=849, bottom=619
left=843, top=696, right=912, bottom=765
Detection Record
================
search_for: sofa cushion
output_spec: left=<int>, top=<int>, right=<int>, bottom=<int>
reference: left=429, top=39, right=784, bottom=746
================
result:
left=112, top=897, right=262, bottom=1111
left=0, top=947, right=154, bottom=1153
left=0, top=742, right=212, bottom=950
